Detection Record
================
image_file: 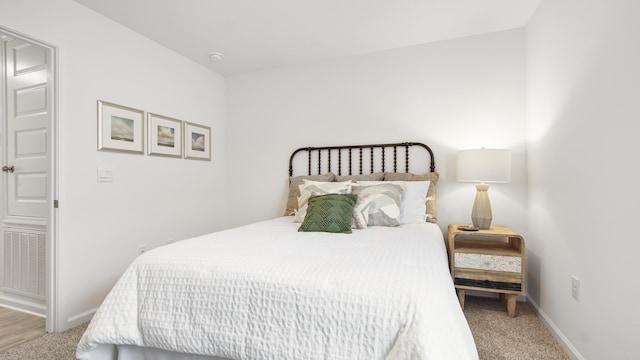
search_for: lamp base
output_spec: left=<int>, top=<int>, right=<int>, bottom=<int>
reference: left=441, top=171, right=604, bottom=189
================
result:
left=471, top=184, right=492, bottom=229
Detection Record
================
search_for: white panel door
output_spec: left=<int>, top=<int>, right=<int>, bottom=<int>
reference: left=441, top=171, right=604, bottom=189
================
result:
left=3, top=38, right=49, bottom=222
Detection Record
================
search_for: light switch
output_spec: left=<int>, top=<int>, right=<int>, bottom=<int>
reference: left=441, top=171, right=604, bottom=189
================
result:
left=97, top=167, right=113, bottom=182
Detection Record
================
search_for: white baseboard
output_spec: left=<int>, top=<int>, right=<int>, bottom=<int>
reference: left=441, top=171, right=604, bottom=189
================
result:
left=66, top=307, right=96, bottom=329
left=526, top=295, right=585, bottom=360
left=0, top=294, right=46, bottom=317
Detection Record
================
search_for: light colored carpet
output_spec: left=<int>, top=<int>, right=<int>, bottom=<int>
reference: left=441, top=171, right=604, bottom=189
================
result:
left=0, top=296, right=569, bottom=359
left=464, top=296, right=570, bottom=360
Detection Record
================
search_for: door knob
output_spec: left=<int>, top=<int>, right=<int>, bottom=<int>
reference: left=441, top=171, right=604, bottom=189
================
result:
left=2, top=165, right=15, bottom=173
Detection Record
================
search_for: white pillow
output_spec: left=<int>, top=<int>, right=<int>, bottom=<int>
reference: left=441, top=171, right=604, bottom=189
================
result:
left=294, top=180, right=352, bottom=222
left=357, top=180, right=430, bottom=224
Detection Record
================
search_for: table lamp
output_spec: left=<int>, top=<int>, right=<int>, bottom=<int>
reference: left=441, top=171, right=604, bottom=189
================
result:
left=456, top=149, right=511, bottom=229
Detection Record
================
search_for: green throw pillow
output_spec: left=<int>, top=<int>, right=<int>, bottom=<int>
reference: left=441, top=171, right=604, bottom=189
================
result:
left=298, top=193, right=358, bottom=234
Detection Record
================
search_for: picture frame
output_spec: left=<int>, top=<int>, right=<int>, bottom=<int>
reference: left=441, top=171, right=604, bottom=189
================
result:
left=147, top=113, right=183, bottom=158
left=183, top=121, right=211, bottom=160
left=97, top=100, right=144, bottom=154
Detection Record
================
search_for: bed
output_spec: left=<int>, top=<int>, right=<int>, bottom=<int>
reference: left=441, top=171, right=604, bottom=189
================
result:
left=77, top=142, right=478, bottom=360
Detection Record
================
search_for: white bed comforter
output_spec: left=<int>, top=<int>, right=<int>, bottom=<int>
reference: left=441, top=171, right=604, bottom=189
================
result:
left=77, top=217, right=478, bottom=360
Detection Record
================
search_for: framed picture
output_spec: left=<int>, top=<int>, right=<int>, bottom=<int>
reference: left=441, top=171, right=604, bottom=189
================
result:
left=183, top=121, right=211, bottom=160
left=97, top=100, right=144, bottom=154
left=147, top=113, right=182, bottom=157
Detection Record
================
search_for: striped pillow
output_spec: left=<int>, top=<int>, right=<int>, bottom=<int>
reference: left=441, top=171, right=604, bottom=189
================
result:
left=351, top=184, right=403, bottom=229
left=284, top=173, right=335, bottom=216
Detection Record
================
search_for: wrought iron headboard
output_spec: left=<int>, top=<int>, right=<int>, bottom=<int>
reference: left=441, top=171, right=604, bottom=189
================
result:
left=289, top=142, right=435, bottom=177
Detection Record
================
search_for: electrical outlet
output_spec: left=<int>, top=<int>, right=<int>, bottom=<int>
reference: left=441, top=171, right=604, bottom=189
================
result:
left=571, top=276, right=580, bottom=301
left=138, top=244, right=147, bottom=256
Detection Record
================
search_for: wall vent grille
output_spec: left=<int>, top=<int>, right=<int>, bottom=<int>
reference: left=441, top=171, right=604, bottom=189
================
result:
left=2, top=228, right=45, bottom=300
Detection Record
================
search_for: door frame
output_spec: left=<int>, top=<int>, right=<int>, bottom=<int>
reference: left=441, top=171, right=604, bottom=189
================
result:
left=0, top=26, right=59, bottom=332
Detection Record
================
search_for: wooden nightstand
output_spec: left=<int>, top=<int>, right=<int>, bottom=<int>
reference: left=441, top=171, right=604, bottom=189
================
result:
left=447, top=224, right=525, bottom=317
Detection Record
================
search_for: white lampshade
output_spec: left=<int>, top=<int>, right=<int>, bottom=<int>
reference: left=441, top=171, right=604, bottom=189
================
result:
left=456, top=149, right=511, bottom=183
left=456, top=149, right=511, bottom=229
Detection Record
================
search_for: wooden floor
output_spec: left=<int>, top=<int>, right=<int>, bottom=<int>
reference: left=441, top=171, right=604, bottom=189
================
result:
left=0, top=307, right=46, bottom=353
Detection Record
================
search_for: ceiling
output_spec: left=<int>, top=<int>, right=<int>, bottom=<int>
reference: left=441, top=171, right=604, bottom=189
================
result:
left=74, top=0, right=541, bottom=76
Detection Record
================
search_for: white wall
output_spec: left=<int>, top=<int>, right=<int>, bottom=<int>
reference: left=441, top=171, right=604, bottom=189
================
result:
left=0, top=0, right=226, bottom=331
left=526, top=0, right=639, bottom=358
left=226, top=29, right=528, bottom=236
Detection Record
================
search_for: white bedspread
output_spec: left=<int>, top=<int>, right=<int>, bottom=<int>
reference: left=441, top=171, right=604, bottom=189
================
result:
left=77, top=217, right=478, bottom=360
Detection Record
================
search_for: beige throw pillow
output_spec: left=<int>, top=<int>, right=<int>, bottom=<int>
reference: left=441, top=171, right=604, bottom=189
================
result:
left=335, top=172, right=385, bottom=182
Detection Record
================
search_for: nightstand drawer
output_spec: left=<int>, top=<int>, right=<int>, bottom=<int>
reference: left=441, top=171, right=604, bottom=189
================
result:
left=455, top=268, right=522, bottom=284
left=454, top=278, right=522, bottom=292
left=454, top=253, right=521, bottom=272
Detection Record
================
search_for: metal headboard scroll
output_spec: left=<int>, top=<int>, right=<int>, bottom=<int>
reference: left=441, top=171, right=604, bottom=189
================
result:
left=288, top=142, right=435, bottom=176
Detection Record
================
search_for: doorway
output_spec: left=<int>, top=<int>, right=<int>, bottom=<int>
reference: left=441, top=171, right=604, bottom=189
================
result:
left=0, top=27, right=57, bottom=332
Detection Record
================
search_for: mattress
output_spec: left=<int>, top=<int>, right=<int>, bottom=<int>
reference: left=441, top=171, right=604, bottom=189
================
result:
left=77, top=217, right=478, bottom=360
